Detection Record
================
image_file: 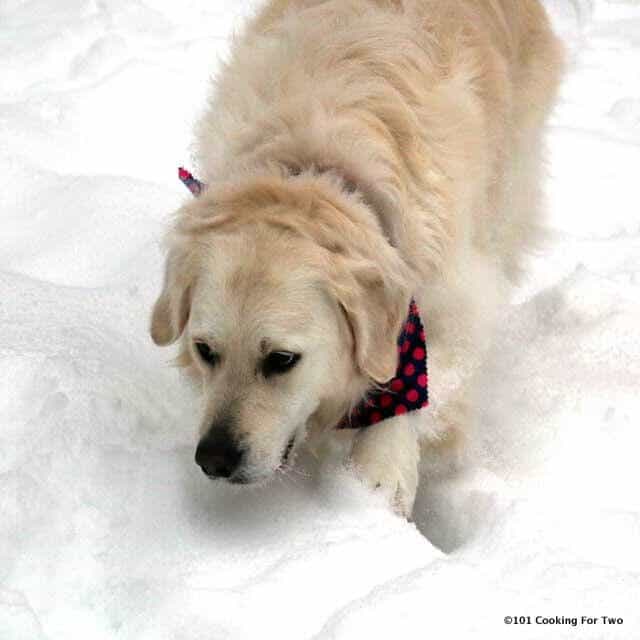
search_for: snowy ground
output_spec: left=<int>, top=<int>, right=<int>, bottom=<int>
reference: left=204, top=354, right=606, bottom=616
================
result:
left=2, top=1, right=639, bottom=638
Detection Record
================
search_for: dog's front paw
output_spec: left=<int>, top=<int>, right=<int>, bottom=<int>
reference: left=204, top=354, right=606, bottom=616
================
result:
left=350, top=416, right=420, bottom=519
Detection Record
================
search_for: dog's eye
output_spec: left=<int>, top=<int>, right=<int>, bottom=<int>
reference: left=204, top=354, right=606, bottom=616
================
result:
left=263, top=351, right=301, bottom=378
left=194, top=342, right=219, bottom=367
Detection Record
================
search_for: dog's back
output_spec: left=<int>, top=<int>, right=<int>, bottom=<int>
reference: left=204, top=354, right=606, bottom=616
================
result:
left=197, top=0, right=563, bottom=283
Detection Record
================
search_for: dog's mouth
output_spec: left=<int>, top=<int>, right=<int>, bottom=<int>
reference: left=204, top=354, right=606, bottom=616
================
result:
left=230, top=435, right=297, bottom=484
left=281, top=434, right=296, bottom=466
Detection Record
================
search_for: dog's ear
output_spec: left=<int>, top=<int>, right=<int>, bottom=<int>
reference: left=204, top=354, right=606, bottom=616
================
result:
left=330, top=255, right=411, bottom=384
left=150, top=245, right=195, bottom=346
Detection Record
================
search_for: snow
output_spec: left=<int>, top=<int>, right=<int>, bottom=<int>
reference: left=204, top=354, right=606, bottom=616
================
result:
left=2, top=1, right=639, bottom=638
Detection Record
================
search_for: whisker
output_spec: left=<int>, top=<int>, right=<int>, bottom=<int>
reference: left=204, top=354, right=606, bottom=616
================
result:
left=281, top=463, right=311, bottom=480
left=276, top=466, right=298, bottom=487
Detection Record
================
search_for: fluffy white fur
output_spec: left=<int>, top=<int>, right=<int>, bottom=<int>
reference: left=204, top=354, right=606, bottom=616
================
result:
left=151, top=0, right=564, bottom=517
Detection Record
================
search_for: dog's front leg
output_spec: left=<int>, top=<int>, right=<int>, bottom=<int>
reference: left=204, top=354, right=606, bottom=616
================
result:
left=350, top=413, right=420, bottom=518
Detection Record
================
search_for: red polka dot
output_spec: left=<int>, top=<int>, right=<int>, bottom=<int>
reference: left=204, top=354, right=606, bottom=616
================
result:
left=420, top=329, right=425, bottom=342
left=412, top=347, right=425, bottom=361
left=405, top=322, right=415, bottom=334
left=390, top=378, right=404, bottom=392
left=421, top=400, right=429, bottom=408
left=417, top=373, right=428, bottom=388
left=403, top=362, right=415, bottom=377
left=370, top=411, right=382, bottom=423
left=406, top=389, right=419, bottom=403
left=380, top=394, right=393, bottom=408
left=401, top=339, right=410, bottom=354
left=394, top=404, right=407, bottom=415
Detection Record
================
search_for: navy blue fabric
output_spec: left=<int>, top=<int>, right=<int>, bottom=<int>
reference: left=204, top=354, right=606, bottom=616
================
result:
left=337, top=299, right=428, bottom=429
left=178, top=167, right=205, bottom=197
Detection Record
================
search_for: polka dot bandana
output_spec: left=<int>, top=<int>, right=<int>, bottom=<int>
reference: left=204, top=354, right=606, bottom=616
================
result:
left=178, top=167, right=205, bottom=197
left=337, top=299, right=428, bottom=429
left=178, top=167, right=429, bottom=430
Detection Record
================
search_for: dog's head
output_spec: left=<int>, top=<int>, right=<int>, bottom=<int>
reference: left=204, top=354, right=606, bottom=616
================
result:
left=150, top=177, right=411, bottom=484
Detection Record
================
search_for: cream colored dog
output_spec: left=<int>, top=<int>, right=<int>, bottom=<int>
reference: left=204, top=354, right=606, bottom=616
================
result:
left=151, top=0, right=563, bottom=517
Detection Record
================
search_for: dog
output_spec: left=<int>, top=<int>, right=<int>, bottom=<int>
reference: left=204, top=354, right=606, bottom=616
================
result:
left=150, top=0, right=564, bottom=517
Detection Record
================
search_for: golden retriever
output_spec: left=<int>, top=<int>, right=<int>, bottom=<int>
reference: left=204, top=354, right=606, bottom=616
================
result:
left=150, top=0, right=564, bottom=517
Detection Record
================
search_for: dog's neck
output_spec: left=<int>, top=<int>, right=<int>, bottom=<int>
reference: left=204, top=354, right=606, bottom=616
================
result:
left=282, top=162, right=358, bottom=194
left=178, top=162, right=396, bottom=254
left=277, top=161, right=399, bottom=248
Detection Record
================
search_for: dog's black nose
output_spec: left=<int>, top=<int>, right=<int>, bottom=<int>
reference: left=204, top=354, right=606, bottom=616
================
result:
left=195, top=427, right=243, bottom=479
